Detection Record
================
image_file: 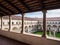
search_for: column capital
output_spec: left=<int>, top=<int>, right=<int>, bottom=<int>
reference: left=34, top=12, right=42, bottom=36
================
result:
left=21, top=13, right=25, bottom=15
left=42, top=10, right=47, bottom=13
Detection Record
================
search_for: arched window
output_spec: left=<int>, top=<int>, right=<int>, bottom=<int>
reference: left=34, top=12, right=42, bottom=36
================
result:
left=16, top=22, right=18, bottom=24
left=25, top=26, right=28, bottom=29
left=53, top=25, right=57, bottom=28
left=47, top=25, right=51, bottom=27
left=12, top=27, right=18, bottom=30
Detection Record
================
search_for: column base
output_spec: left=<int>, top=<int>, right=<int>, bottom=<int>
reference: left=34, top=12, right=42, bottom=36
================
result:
left=42, top=34, right=46, bottom=38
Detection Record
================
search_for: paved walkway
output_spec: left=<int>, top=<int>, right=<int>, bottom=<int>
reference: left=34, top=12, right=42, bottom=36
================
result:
left=0, top=35, right=29, bottom=45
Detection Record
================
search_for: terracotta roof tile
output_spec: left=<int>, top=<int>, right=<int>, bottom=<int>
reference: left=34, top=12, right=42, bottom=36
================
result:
left=2, top=16, right=60, bottom=21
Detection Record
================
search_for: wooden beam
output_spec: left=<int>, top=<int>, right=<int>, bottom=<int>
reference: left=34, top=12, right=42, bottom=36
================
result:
left=0, top=13, right=5, bottom=16
left=38, top=0, right=46, bottom=10
left=0, top=3, right=14, bottom=14
left=19, top=0, right=31, bottom=11
left=42, top=10, right=47, bottom=38
left=0, top=9, right=8, bottom=15
left=45, top=2, right=60, bottom=6
left=44, top=0, right=60, bottom=4
left=5, top=0, right=22, bottom=13
left=45, top=4, right=60, bottom=10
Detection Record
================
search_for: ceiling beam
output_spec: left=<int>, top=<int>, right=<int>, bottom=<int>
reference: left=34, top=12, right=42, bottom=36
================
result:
left=19, top=0, right=31, bottom=11
left=38, top=0, right=46, bottom=10
left=0, top=3, right=14, bottom=14
left=44, top=0, right=60, bottom=3
left=0, top=13, right=5, bottom=16
left=45, top=4, right=60, bottom=10
left=0, top=9, right=8, bottom=15
left=45, top=1, right=60, bottom=6
left=5, top=0, right=22, bottom=13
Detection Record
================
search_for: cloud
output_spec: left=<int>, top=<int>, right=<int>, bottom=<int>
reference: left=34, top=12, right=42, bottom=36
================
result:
left=16, top=9, right=60, bottom=18
left=46, top=9, right=60, bottom=17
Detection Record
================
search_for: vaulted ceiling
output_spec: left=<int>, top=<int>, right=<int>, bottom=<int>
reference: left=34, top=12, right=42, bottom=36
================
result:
left=0, top=0, right=60, bottom=16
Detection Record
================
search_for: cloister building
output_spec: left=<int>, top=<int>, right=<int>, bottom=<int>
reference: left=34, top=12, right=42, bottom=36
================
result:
left=0, top=16, right=60, bottom=33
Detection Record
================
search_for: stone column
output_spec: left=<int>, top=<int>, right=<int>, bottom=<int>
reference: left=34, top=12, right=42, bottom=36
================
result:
left=49, top=30, right=52, bottom=36
left=42, top=10, right=47, bottom=38
left=21, top=13, right=24, bottom=33
left=9, top=15, right=12, bottom=31
left=1, top=16, right=3, bottom=30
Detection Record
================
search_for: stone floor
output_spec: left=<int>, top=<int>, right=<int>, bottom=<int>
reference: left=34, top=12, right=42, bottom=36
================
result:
left=0, top=35, right=30, bottom=45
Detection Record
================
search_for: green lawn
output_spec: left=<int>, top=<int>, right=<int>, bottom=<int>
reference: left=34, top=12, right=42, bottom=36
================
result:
left=56, top=33, right=60, bottom=38
left=33, top=31, right=60, bottom=38
left=33, top=31, right=43, bottom=35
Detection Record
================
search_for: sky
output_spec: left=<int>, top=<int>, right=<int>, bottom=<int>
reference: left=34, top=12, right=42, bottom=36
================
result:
left=16, top=9, right=60, bottom=18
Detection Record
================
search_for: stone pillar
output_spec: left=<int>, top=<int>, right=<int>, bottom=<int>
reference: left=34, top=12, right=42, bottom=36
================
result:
left=9, top=15, right=12, bottom=31
left=1, top=16, right=3, bottom=30
left=21, top=13, right=24, bottom=33
left=42, top=10, right=47, bottom=38
left=49, top=30, right=52, bottom=36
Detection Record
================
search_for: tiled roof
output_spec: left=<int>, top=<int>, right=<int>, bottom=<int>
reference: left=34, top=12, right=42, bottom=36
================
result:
left=2, top=16, right=60, bottom=21
left=46, top=17, right=60, bottom=21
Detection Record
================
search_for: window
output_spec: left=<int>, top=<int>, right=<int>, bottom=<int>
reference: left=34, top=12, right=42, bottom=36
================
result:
left=16, top=22, right=18, bottom=24
left=3, top=22, right=4, bottom=25
left=12, top=22, right=14, bottom=25
left=59, top=22, right=60, bottom=24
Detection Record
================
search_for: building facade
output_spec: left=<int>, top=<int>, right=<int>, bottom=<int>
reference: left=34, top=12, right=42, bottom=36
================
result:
left=0, top=16, right=60, bottom=33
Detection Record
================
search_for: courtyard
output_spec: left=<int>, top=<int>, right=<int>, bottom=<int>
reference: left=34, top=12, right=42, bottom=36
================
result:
left=33, top=31, right=60, bottom=38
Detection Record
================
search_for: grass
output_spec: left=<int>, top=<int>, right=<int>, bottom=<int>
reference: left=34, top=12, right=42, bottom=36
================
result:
left=56, top=32, right=60, bottom=38
left=33, top=31, right=43, bottom=35
left=33, top=31, right=60, bottom=38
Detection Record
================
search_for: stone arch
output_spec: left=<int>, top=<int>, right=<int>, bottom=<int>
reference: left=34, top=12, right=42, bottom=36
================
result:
left=4, top=28, right=9, bottom=31
left=25, top=26, right=28, bottom=32
left=12, top=27, right=18, bottom=30
left=47, top=25, right=51, bottom=30
left=57, top=26, right=60, bottom=32
left=37, top=25, right=41, bottom=29
left=29, top=25, right=31, bottom=28
left=49, top=25, right=57, bottom=37
left=47, top=25, right=51, bottom=27
left=37, top=24, right=42, bottom=31
left=53, top=25, right=57, bottom=28
left=25, top=26, right=28, bottom=29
